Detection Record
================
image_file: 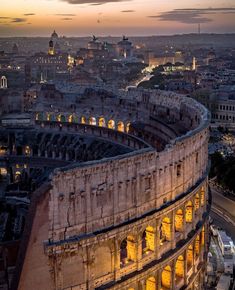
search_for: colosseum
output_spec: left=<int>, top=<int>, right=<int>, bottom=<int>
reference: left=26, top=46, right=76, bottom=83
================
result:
left=1, top=87, right=211, bottom=290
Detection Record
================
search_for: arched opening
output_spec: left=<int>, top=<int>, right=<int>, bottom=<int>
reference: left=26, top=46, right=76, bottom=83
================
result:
left=195, top=235, right=200, bottom=259
left=57, top=114, right=66, bottom=122
left=0, top=76, right=7, bottom=89
left=36, top=112, right=43, bottom=121
left=81, top=116, right=86, bottom=124
left=175, top=255, right=184, bottom=285
left=47, top=113, right=53, bottom=121
left=108, top=119, right=115, bottom=129
left=187, top=245, right=193, bottom=270
left=98, top=117, right=106, bottom=127
left=160, top=217, right=171, bottom=244
left=117, top=121, right=125, bottom=132
left=161, top=265, right=172, bottom=289
left=25, top=146, right=31, bottom=156
left=120, top=235, right=136, bottom=267
left=68, top=114, right=74, bottom=123
left=201, top=187, right=205, bottom=206
left=185, top=201, right=193, bottom=223
left=142, top=226, right=155, bottom=255
left=146, top=276, right=156, bottom=290
left=89, top=117, right=96, bottom=126
left=201, top=227, right=205, bottom=246
left=175, top=209, right=184, bottom=232
left=194, top=193, right=200, bottom=212
left=15, top=171, right=21, bottom=182
left=126, top=122, right=131, bottom=133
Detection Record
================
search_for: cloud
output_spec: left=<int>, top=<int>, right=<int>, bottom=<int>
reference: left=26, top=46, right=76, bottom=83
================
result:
left=60, top=0, right=131, bottom=5
left=11, top=18, right=27, bottom=23
left=24, top=13, right=35, bottom=16
left=148, top=7, right=235, bottom=24
left=121, top=10, right=135, bottom=13
left=55, top=13, right=76, bottom=16
left=61, top=17, right=73, bottom=20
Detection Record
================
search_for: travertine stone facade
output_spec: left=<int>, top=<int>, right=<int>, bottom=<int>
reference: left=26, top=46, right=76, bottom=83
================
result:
left=17, top=89, right=210, bottom=290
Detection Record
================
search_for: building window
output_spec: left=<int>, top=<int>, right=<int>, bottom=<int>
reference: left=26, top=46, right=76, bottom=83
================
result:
left=177, top=164, right=181, bottom=177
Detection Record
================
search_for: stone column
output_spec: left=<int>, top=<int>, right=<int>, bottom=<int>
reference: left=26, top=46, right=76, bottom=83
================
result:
left=155, top=219, right=161, bottom=260
left=171, top=211, right=176, bottom=250
left=171, top=262, right=175, bottom=290
left=184, top=251, right=188, bottom=285
left=136, top=233, right=143, bottom=271
left=114, top=239, right=121, bottom=281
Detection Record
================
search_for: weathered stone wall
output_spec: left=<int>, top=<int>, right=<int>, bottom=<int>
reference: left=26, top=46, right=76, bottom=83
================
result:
left=16, top=88, right=210, bottom=290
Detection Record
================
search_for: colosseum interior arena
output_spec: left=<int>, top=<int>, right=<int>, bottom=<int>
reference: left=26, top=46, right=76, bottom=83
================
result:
left=1, top=88, right=211, bottom=290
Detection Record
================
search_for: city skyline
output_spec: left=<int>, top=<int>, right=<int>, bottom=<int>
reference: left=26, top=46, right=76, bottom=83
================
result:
left=0, top=0, right=235, bottom=36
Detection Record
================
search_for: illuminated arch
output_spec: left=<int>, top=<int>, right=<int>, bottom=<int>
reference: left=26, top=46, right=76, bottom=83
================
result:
left=160, top=217, right=171, bottom=243
left=175, top=255, right=184, bottom=279
left=142, top=226, right=155, bottom=255
left=175, top=209, right=184, bottom=232
left=185, top=201, right=193, bottom=223
left=108, top=119, right=115, bottom=129
left=98, top=117, right=106, bottom=127
left=195, top=235, right=200, bottom=258
left=194, top=193, right=200, bottom=212
left=201, top=227, right=205, bottom=246
left=146, top=276, right=156, bottom=290
left=117, top=121, right=125, bottom=132
left=68, top=114, right=74, bottom=123
left=57, top=114, right=65, bottom=122
left=36, top=112, right=43, bottom=121
left=120, top=235, right=136, bottom=267
left=126, top=122, right=131, bottom=133
left=161, top=265, right=172, bottom=289
left=201, top=187, right=205, bottom=206
left=47, top=113, right=54, bottom=121
left=0, top=76, right=7, bottom=89
left=81, top=116, right=86, bottom=124
left=187, top=244, right=194, bottom=269
left=89, top=117, right=97, bottom=126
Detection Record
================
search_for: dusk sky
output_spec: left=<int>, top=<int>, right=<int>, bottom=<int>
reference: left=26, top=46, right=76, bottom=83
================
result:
left=0, top=0, right=235, bottom=36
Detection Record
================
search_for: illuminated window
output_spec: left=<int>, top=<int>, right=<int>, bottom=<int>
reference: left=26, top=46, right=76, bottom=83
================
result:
left=161, top=265, right=172, bottom=289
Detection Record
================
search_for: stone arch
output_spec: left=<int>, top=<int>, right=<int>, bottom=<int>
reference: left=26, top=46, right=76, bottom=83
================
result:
left=126, top=122, right=131, bottom=133
left=175, top=255, right=184, bottom=279
left=146, top=276, right=156, bottom=290
left=36, top=112, right=43, bottom=121
left=0, top=76, right=7, bottom=89
left=142, top=226, right=155, bottom=255
left=117, top=121, right=125, bottom=132
left=185, top=201, right=193, bottom=223
left=81, top=116, right=86, bottom=124
left=194, top=193, right=200, bottom=212
left=195, top=234, right=200, bottom=258
left=120, top=235, right=136, bottom=267
left=161, top=265, right=172, bottom=289
left=187, top=244, right=194, bottom=270
left=46, top=113, right=54, bottom=121
left=108, top=119, right=115, bottom=129
left=160, top=217, right=171, bottom=243
left=68, top=114, right=74, bottom=123
left=201, top=186, right=205, bottom=206
left=57, top=114, right=66, bottom=122
left=98, top=117, right=106, bottom=127
left=201, top=227, right=205, bottom=246
left=175, top=209, right=184, bottom=232
left=89, top=117, right=96, bottom=126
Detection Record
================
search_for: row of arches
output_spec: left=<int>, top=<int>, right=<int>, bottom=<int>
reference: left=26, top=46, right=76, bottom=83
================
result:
left=126, top=229, right=205, bottom=290
left=119, top=187, right=205, bottom=268
left=35, top=112, right=131, bottom=133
